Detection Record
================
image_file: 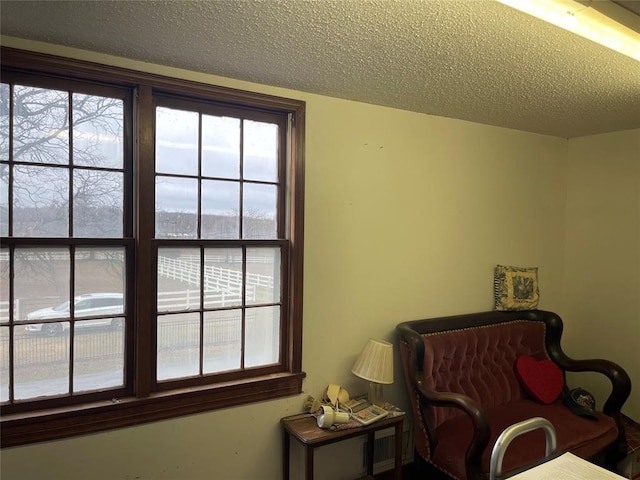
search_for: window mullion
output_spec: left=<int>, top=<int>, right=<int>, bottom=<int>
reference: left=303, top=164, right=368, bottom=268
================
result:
left=68, top=92, right=74, bottom=238
left=68, top=245, right=75, bottom=395
left=134, top=84, right=155, bottom=397
left=68, top=94, right=75, bottom=396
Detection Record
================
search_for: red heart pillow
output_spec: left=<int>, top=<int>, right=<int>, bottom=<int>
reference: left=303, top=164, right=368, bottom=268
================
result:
left=515, top=355, right=563, bottom=404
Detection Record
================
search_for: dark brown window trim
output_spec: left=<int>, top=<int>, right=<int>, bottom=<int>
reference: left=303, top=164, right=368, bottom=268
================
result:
left=1, top=47, right=304, bottom=112
left=0, top=47, right=306, bottom=448
left=2, top=372, right=305, bottom=448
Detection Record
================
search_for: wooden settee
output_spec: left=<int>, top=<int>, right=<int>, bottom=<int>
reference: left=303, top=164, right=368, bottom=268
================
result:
left=397, top=310, right=631, bottom=479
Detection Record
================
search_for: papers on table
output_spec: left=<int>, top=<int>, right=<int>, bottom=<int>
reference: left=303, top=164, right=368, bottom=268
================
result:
left=508, top=452, right=626, bottom=479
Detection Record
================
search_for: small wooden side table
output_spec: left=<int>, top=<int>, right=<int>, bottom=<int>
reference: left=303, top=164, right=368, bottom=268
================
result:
left=281, top=413, right=405, bottom=480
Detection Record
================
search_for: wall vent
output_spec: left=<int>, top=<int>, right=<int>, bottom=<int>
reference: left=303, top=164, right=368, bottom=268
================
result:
left=362, top=428, right=410, bottom=474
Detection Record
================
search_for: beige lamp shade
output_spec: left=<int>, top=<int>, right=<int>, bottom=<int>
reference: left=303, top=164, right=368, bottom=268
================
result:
left=351, top=339, right=394, bottom=385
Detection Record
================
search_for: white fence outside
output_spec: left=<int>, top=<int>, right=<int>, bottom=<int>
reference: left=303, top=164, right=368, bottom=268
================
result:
left=157, top=289, right=241, bottom=312
left=158, top=255, right=276, bottom=302
left=0, top=256, right=275, bottom=322
left=0, top=301, right=10, bottom=323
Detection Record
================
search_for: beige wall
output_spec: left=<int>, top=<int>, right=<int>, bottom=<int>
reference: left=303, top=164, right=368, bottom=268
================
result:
left=562, top=129, right=640, bottom=420
left=1, top=37, right=633, bottom=480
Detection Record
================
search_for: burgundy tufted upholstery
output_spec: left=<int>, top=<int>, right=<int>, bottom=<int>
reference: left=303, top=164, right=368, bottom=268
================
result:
left=423, top=321, right=545, bottom=428
left=432, top=399, right=618, bottom=479
left=397, top=310, right=630, bottom=480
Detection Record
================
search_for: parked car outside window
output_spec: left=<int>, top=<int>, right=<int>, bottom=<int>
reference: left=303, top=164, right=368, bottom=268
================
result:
left=25, top=293, right=124, bottom=336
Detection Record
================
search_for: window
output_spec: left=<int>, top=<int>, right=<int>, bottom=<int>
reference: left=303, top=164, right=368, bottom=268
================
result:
left=0, top=48, right=305, bottom=447
left=152, top=95, right=289, bottom=386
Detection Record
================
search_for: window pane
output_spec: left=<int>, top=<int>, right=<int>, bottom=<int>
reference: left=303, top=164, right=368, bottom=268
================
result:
left=75, top=248, right=125, bottom=315
left=204, top=248, right=242, bottom=308
left=243, top=120, right=278, bottom=182
left=0, top=82, right=8, bottom=161
left=158, top=248, right=200, bottom=312
left=73, top=93, right=123, bottom=169
left=13, top=164, right=69, bottom=237
left=245, top=306, right=279, bottom=368
left=202, top=115, right=240, bottom=179
left=201, top=179, right=239, bottom=239
left=204, top=309, right=241, bottom=373
left=1, top=83, right=7, bottom=237
left=246, top=247, right=280, bottom=306
left=0, top=246, right=8, bottom=325
left=73, top=169, right=123, bottom=237
left=0, top=326, right=8, bottom=401
left=157, top=312, right=200, bottom=381
left=73, top=323, right=124, bottom=393
left=0, top=164, right=7, bottom=237
left=155, top=107, right=198, bottom=176
left=14, top=326, right=70, bottom=399
left=13, top=85, right=69, bottom=165
left=16, top=248, right=70, bottom=322
left=243, top=183, right=277, bottom=239
left=155, top=176, right=198, bottom=239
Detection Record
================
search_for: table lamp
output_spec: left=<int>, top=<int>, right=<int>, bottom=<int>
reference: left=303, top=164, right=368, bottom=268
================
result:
left=351, top=338, right=393, bottom=405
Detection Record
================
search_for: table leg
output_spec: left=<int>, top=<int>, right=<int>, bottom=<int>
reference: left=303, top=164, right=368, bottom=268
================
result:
left=305, top=444, right=314, bottom=480
left=283, top=430, right=290, bottom=480
left=366, top=431, right=375, bottom=475
left=394, top=421, right=403, bottom=480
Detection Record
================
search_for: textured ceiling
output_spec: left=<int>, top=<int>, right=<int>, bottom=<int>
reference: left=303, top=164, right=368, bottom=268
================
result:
left=1, top=0, right=639, bottom=138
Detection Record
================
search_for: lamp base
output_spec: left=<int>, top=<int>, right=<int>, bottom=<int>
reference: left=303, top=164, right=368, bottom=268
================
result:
left=367, top=383, right=384, bottom=406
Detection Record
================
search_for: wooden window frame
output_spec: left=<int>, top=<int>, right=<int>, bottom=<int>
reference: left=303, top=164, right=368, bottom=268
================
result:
left=0, top=47, right=306, bottom=448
